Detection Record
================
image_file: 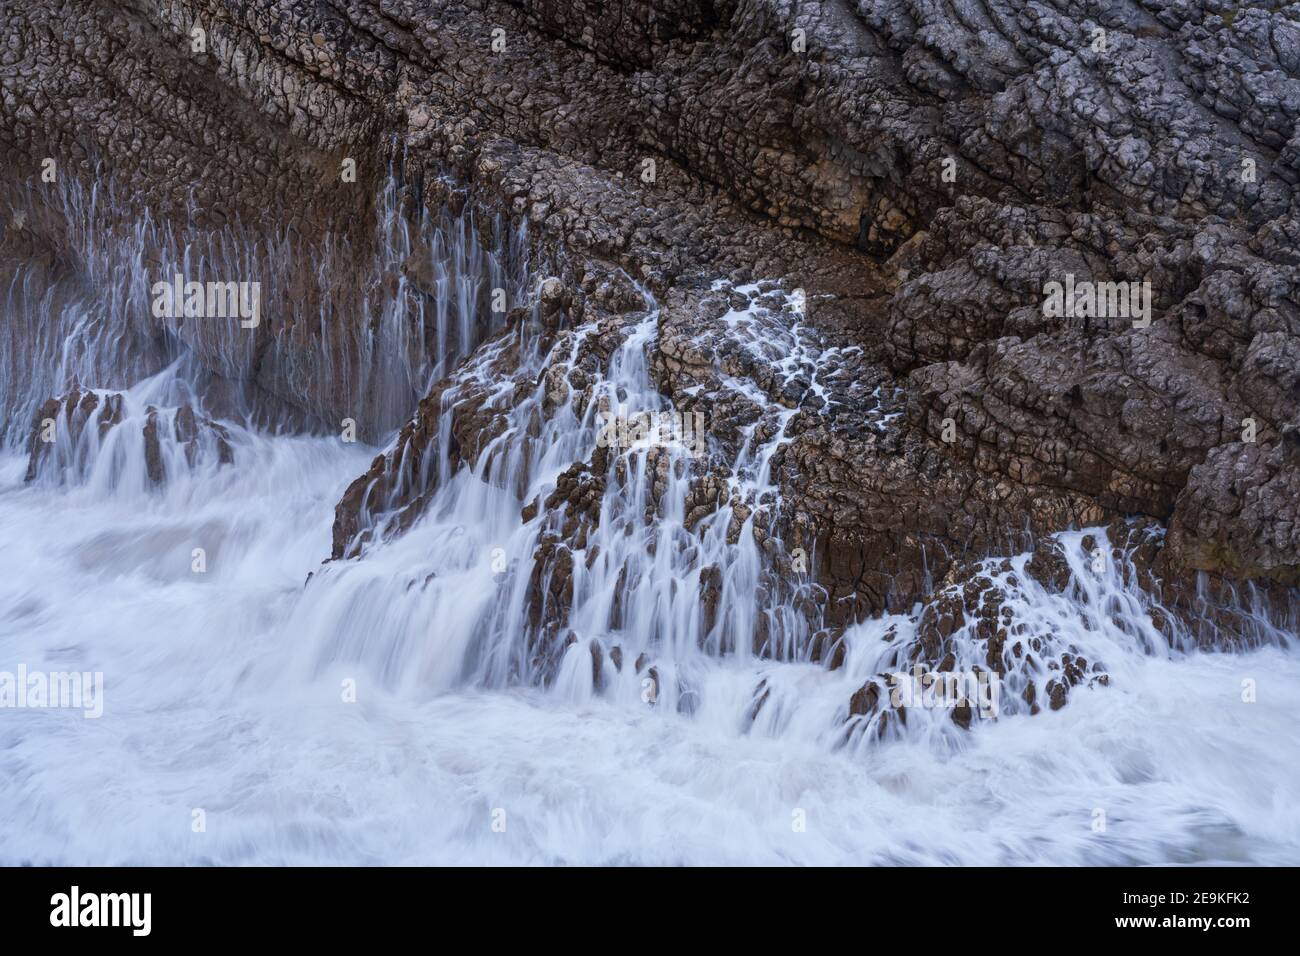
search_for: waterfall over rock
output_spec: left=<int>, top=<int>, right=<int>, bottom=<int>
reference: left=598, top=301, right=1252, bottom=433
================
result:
left=3, top=0, right=1299, bottom=866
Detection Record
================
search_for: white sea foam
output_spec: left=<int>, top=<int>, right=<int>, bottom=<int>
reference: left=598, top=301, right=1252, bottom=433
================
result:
left=2, top=186, right=1297, bottom=866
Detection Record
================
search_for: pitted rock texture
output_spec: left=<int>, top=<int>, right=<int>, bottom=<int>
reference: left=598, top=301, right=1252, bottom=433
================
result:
left=4, top=0, right=1298, bottom=650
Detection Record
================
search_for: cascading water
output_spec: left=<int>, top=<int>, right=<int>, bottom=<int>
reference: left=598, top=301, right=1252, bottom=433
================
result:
left=2, top=172, right=529, bottom=443
left=2, top=178, right=1299, bottom=866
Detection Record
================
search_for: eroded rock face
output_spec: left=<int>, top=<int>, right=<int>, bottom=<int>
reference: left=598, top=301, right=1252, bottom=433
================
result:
left=1167, top=441, right=1300, bottom=588
left=4, top=0, right=1298, bottom=693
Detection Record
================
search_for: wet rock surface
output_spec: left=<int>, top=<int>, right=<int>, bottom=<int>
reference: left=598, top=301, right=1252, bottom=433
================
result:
left=4, top=0, right=1297, bottom=685
left=25, top=386, right=235, bottom=487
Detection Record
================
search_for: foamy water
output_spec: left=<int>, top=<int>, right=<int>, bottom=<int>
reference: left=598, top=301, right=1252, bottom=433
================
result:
left=2, top=424, right=1298, bottom=865
left=2, top=178, right=1298, bottom=866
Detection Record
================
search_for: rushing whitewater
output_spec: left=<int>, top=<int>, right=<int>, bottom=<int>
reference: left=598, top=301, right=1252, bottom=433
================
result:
left=2, top=181, right=1299, bottom=865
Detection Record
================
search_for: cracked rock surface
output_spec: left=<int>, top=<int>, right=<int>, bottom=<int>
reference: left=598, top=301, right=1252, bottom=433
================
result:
left=3, top=0, right=1298, bottom=654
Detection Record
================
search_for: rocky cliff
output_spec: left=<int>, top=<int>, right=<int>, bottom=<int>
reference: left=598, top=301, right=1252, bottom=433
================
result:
left=4, top=0, right=1298, bottom=660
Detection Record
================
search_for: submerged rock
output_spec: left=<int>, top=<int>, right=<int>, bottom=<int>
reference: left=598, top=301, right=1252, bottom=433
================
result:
left=25, top=388, right=234, bottom=488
